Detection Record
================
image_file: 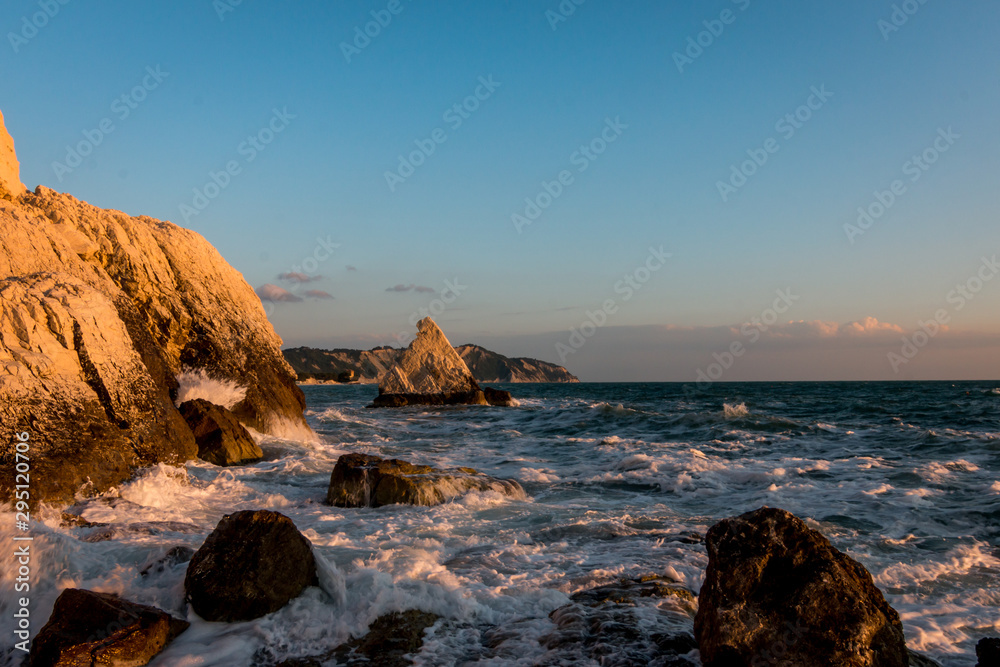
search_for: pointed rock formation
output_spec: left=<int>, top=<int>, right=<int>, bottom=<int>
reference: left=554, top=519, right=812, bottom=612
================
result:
left=372, top=317, right=514, bottom=407
left=0, top=109, right=26, bottom=199
left=0, top=108, right=308, bottom=504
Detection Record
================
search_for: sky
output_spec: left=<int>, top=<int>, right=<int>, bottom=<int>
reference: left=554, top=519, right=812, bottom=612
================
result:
left=3, top=0, right=1000, bottom=381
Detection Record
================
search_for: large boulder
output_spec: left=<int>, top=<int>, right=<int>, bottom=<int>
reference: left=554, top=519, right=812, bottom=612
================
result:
left=695, top=507, right=909, bottom=667
left=326, top=452, right=525, bottom=507
left=30, top=588, right=188, bottom=667
left=0, top=109, right=308, bottom=504
left=372, top=317, right=513, bottom=407
left=179, top=398, right=263, bottom=466
left=184, top=510, right=317, bottom=622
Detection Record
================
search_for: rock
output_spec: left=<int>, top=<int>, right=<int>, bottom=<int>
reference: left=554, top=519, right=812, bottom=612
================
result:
left=326, top=452, right=525, bottom=508
left=695, top=507, right=909, bottom=667
left=337, top=369, right=356, bottom=382
left=0, top=111, right=308, bottom=504
left=483, top=386, right=515, bottom=407
left=502, top=575, right=698, bottom=666
left=179, top=398, right=263, bottom=466
left=371, top=318, right=513, bottom=407
left=908, top=649, right=943, bottom=666
left=184, top=510, right=317, bottom=622
left=979, top=638, right=1000, bottom=667
left=0, top=109, right=26, bottom=199
left=333, top=610, right=440, bottom=666
left=0, top=275, right=198, bottom=503
left=29, top=588, right=188, bottom=667
left=140, top=545, right=196, bottom=577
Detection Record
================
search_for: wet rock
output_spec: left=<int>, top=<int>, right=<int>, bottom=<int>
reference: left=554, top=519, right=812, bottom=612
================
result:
left=59, top=512, right=107, bottom=529
left=29, top=588, right=188, bottom=667
left=533, top=575, right=698, bottom=666
left=80, top=521, right=200, bottom=543
left=483, top=386, right=515, bottom=407
left=695, top=507, right=909, bottom=667
left=908, top=648, right=943, bottom=666
left=140, top=545, right=195, bottom=577
left=333, top=610, right=440, bottom=666
left=979, top=638, right=1000, bottom=667
left=179, top=398, right=263, bottom=466
left=184, top=510, right=317, bottom=622
left=372, top=317, right=513, bottom=407
left=326, top=452, right=525, bottom=508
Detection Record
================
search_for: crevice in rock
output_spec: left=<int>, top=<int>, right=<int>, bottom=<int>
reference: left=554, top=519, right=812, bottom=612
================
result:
left=72, top=320, right=129, bottom=429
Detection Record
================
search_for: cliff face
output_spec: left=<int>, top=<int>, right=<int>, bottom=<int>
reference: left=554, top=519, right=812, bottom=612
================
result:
left=284, top=344, right=578, bottom=384
left=0, top=109, right=26, bottom=199
left=456, top=345, right=579, bottom=383
left=0, top=112, right=307, bottom=503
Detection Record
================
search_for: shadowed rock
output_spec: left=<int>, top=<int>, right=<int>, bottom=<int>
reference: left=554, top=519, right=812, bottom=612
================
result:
left=534, top=575, right=699, bottom=666
left=184, top=510, right=317, bottom=622
left=695, top=507, right=908, bottom=667
left=29, top=588, right=188, bottom=667
left=326, top=452, right=525, bottom=507
left=371, top=317, right=514, bottom=407
left=979, top=638, right=1000, bottom=667
left=179, top=398, right=263, bottom=466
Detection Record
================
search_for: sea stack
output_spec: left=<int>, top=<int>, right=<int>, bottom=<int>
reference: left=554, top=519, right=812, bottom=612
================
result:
left=372, top=317, right=514, bottom=407
left=0, top=108, right=309, bottom=504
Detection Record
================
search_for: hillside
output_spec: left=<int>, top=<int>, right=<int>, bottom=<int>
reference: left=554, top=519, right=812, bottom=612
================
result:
left=283, top=344, right=578, bottom=383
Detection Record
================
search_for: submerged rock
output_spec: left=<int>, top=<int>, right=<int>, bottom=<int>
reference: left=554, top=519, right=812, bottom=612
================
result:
left=140, top=545, right=196, bottom=578
left=0, top=109, right=308, bottom=504
left=179, top=398, right=263, bottom=466
left=271, top=610, right=439, bottom=667
left=184, top=510, right=317, bottom=622
left=371, top=317, right=513, bottom=407
left=535, top=575, right=699, bottom=666
left=30, top=588, right=188, bottom=667
left=326, top=452, right=525, bottom=507
left=695, top=507, right=908, bottom=667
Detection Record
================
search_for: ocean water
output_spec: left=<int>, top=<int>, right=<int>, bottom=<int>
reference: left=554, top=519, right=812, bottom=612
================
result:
left=2, top=382, right=999, bottom=665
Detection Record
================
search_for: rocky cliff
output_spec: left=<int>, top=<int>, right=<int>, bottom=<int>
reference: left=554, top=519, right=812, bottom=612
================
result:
left=284, top=344, right=577, bottom=383
left=0, top=110, right=307, bottom=503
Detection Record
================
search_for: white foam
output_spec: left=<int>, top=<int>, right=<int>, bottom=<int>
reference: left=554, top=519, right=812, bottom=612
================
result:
left=723, top=402, right=749, bottom=418
left=175, top=368, right=247, bottom=409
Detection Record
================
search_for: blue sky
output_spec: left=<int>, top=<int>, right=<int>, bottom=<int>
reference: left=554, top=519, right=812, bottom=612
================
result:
left=3, top=0, right=1000, bottom=380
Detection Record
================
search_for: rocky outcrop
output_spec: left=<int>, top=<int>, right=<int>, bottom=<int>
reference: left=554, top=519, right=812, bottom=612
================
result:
left=535, top=575, right=698, bottom=666
left=979, top=638, right=1000, bottom=667
left=456, top=344, right=579, bottom=383
left=695, top=507, right=908, bottom=667
left=0, top=110, right=26, bottom=199
left=326, top=453, right=525, bottom=507
left=0, top=110, right=307, bottom=503
left=184, top=510, right=317, bottom=622
left=30, top=588, right=189, bottom=667
left=371, top=317, right=515, bottom=407
left=179, top=399, right=263, bottom=466
left=284, top=344, right=577, bottom=384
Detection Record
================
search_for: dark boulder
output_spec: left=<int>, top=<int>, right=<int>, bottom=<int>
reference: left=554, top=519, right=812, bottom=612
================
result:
left=483, top=386, right=515, bottom=407
left=30, top=588, right=188, bottom=667
left=695, top=507, right=909, bottom=667
left=979, top=638, right=1000, bottom=667
left=326, top=452, right=525, bottom=507
left=184, top=510, right=317, bottom=622
left=178, top=398, right=263, bottom=466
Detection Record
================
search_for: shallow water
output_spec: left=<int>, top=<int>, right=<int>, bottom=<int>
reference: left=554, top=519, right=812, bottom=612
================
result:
left=2, top=382, right=998, bottom=665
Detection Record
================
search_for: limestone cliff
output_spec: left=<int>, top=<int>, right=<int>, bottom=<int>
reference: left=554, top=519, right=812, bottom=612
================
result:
left=379, top=318, right=478, bottom=395
left=0, top=111, right=307, bottom=503
left=0, top=109, right=26, bottom=199
left=284, top=344, right=577, bottom=383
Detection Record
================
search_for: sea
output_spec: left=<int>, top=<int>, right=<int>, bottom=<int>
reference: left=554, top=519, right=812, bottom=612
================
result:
left=2, top=381, right=998, bottom=666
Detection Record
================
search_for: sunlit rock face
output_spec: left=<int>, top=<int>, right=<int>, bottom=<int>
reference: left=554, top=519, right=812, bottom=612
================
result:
left=0, top=109, right=26, bottom=198
left=0, top=108, right=308, bottom=503
left=379, top=317, right=480, bottom=395
left=373, top=317, right=515, bottom=407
